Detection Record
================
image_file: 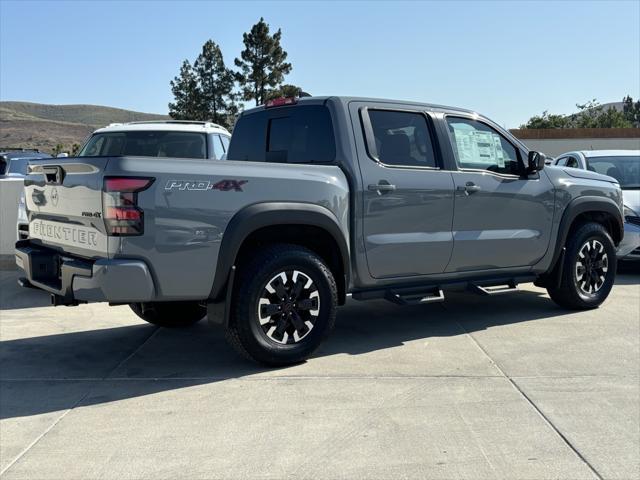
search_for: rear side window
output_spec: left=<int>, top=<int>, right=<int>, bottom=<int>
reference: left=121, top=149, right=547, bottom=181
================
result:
left=446, top=117, right=520, bottom=175
left=367, top=110, right=437, bottom=168
left=212, top=135, right=225, bottom=160
left=227, top=105, right=335, bottom=164
left=220, top=135, right=230, bottom=152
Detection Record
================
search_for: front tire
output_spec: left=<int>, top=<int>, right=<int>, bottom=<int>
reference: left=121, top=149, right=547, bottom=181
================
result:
left=129, top=302, right=206, bottom=328
left=225, top=244, right=337, bottom=366
left=547, top=222, right=617, bottom=309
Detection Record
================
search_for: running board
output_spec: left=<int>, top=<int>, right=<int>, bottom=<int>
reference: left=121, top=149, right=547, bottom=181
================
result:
left=468, top=280, right=518, bottom=296
left=385, top=288, right=445, bottom=306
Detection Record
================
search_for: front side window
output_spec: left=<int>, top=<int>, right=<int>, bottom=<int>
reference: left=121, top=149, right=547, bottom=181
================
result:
left=78, top=131, right=207, bottom=159
left=446, top=117, right=520, bottom=175
left=565, top=156, right=580, bottom=168
left=367, top=110, right=437, bottom=168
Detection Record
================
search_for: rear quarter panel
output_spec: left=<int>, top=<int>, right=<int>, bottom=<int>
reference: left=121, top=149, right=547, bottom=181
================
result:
left=109, top=157, right=349, bottom=300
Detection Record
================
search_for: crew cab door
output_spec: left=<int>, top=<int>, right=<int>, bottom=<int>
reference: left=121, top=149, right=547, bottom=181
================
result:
left=443, top=116, right=554, bottom=272
left=350, top=103, right=455, bottom=279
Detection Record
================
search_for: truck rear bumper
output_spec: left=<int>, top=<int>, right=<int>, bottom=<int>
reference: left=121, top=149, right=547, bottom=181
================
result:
left=15, top=240, right=155, bottom=304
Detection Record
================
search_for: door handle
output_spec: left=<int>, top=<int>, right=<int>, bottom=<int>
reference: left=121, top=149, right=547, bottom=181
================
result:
left=368, top=181, right=396, bottom=194
left=456, top=182, right=481, bottom=195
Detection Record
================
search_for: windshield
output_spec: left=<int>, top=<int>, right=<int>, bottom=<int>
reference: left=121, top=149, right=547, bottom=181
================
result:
left=78, top=131, right=207, bottom=159
left=586, top=156, right=640, bottom=189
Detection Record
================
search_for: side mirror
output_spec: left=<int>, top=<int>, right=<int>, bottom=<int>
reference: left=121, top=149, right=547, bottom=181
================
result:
left=527, top=151, right=546, bottom=173
left=56, top=152, right=69, bottom=158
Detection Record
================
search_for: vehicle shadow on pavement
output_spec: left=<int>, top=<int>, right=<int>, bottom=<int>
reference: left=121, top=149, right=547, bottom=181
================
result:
left=0, top=271, right=51, bottom=311
left=0, top=282, right=590, bottom=420
left=617, top=261, right=640, bottom=281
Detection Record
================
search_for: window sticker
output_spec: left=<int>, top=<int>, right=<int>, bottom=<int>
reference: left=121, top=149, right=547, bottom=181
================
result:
left=451, top=124, right=505, bottom=167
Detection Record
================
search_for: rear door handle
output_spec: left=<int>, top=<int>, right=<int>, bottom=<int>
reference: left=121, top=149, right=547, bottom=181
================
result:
left=456, top=182, right=481, bottom=195
left=368, top=182, right=396, bottom=194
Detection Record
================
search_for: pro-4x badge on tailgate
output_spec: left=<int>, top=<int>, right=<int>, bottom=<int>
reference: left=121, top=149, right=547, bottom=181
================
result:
left=165, top=179, right=248, bottom=192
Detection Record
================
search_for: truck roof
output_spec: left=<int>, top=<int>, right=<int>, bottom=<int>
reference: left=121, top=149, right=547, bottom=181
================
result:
left=240, top=95, right=476, bottom=116
left=93, top=120, right=230, bottom=135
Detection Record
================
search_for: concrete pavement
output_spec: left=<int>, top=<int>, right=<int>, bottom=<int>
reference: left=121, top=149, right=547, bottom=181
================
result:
left=1, top=267, right=638, bottom=479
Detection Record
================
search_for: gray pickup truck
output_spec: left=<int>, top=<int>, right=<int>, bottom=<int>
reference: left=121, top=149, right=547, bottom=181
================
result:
left=16, top=97, right=624, bottom=365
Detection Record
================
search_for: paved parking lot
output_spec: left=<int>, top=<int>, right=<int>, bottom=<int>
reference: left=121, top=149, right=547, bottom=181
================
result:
left=1, top=266, right=638, bottom=479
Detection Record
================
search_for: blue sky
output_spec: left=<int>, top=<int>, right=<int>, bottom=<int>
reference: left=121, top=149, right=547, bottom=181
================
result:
left=1, top=0, right=638, bottom=127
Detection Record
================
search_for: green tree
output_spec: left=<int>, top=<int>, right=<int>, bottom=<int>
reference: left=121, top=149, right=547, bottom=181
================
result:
left=235, top=17, right=292, bottom=106
left=572, top=99, right=604, bottom=128
left=194, top=40, right=237, bottom=127
left=168, top=60, right=201, bottom=120
left=521, top=111, right=571, bottom=129
left=573, top=100, right=632, bottom=128
left=622, top=95, right=640, bottom=127
left=521, top=96, right=637, bottom=129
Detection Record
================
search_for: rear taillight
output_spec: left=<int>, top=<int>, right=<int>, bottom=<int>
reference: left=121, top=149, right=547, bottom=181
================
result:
left=103, top=177, right=154, bottom=236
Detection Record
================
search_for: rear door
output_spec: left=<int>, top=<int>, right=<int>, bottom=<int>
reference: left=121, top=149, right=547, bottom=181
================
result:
left=350, top=102, right=455, bottom=279
left=443, top=116, right=555, bottom=272
left=24, top=158, right=112, bottom=259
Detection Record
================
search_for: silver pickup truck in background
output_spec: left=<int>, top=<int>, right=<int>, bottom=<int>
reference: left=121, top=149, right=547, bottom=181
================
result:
left=16, top=97, right=624, bottom=365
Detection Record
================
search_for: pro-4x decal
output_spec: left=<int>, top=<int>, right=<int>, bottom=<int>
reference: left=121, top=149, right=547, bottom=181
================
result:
left=165, top=179, right=248, bottom=192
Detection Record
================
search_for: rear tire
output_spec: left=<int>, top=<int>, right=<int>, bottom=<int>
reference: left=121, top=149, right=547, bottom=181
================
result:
left=547, top=222, right=617, bottom=310
left=129, top=302, right=206, bottom=328
left=225, top=244, right=337, bottom=366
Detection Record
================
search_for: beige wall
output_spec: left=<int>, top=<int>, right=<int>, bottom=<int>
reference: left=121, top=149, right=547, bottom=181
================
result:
left=0, top=178, right=23, bottom=263
left=518, top=138, right=640, bottom=157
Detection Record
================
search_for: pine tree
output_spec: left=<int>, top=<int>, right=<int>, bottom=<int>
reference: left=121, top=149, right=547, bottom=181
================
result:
left=622, top=95, right=640, bottom=127
left=194, top=40, right=237, bottom=127
left=235, top=18, right=292, bottom=106
left=168, top=60, right=200, bottom=120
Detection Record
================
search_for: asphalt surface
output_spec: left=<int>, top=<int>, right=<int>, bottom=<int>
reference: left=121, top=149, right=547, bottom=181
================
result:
left=0, top=266, right=638, bottom=479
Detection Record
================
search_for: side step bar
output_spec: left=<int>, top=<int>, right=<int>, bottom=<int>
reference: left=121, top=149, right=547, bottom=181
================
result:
left=385, top=287, right=445, bottom=306
left=353, top=275, right=535, bottom=305
left=468, top=280, right=518, bottom=296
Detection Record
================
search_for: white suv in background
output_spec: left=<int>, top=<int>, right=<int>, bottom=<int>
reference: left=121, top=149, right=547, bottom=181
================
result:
left=16, top=120, right=232, bottom=241
left=555, top=150, right=640, bottom=260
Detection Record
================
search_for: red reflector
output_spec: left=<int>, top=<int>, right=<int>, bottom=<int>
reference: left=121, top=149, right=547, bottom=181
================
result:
left=265, top=97, right=297, bottom=108
left=104, top=177, right=154, bottom=192
left=105, top=207, right=142, bottom=220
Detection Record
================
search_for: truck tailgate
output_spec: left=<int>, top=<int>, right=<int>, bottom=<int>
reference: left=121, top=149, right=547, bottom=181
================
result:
left=24, top=158, right=112, bottom=258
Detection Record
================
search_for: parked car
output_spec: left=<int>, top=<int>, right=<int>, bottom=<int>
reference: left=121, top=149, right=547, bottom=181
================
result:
left=0, top=148, right=51, bottom=178
left=554, top=150, right=640, bottom=260
left=0, top=149, right=51, bottom=246
left=80, top=120, right=231, bottom=159
left=16, top=96, right=623, bottom=365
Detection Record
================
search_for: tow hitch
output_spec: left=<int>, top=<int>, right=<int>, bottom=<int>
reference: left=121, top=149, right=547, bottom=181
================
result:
left=50, top=294, right=81, bottom=307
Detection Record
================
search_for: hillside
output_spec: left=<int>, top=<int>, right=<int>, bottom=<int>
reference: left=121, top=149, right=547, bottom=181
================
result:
left=0, top=101, right=169, bottom=154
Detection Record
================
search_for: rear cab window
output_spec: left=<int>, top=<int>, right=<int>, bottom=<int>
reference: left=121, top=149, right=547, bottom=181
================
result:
left=227, top=105, right=335, bottom=164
